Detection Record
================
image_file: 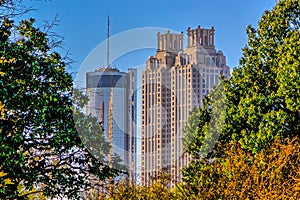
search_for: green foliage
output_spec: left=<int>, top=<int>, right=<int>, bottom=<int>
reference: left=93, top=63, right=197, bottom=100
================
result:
left=226, top=0, right=300, bottom=152
left=184, top=0, right=300, bottom=159
left=183, top=0, right=300, bottom=197
left=184, top=80, right=227, bottom=159
left=183, top=98, right=210, bottom=158
left=0, top=18, right=121, bottom=199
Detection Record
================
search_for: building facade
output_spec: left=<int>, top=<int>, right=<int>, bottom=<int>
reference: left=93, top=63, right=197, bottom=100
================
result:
left=126, top=68, right=138, bottom=180
left=141, top=26, right=230, bottom=187
left=86, top=67, right=138, bottom=180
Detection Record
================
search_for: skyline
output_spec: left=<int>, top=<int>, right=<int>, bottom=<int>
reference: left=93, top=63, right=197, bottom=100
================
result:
left=1, top=0, right=299, bottom=198
left=24, top=0, right=277, bottom=77
left=21, top=1, right=279, bottom=179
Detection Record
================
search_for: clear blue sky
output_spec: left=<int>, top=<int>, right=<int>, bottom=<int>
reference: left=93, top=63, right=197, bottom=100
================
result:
left=24, top=0, right=277, bottom=77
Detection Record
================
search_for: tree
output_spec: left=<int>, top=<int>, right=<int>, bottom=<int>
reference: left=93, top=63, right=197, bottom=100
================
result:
left=101, top=171, right=180, bottom=200
left=0, top=18, right=122, bottom=199
left=223, top=0, right=300, bottom=152
left=182, top=0, right=300, bottom=196
left=0, top=0, right=34, bottom=19
left=180, top=137, right=300, bottom=199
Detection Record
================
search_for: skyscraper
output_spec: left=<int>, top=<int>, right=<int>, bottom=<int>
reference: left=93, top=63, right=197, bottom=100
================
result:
left=86, top=67, right=127, bottom=163
left=86, top=67, right=138, bottom=179
left=141, top=26, right=230, bottom=187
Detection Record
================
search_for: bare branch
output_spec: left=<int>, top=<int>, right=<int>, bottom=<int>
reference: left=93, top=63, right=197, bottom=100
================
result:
left=0, top=0, right=34, bottom=19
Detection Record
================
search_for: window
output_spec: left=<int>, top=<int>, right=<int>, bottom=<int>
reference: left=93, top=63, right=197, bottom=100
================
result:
left=206, top=57, right=210, bottom=65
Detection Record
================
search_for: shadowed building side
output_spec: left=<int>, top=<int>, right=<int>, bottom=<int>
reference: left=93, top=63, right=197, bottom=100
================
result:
left=86, top=67, right=138, bottom=181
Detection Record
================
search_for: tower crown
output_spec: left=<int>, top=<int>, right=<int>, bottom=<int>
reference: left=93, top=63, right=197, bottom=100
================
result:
left=157, top=30, right=184, bottom=52
left=187, top=25, right=215, bottom=48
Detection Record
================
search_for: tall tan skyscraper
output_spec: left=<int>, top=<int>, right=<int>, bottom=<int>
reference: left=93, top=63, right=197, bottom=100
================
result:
left=141, top=26, right=230, bottom=187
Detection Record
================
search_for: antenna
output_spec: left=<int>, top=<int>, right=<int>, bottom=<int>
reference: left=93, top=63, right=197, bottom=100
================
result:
left=106, top=15, right=110, bottom=68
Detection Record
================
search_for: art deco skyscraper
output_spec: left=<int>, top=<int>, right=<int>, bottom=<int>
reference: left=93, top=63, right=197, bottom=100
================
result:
left=141, top=26, right=230, bottom=187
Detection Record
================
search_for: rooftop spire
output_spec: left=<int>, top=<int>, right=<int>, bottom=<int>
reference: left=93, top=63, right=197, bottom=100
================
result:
left=106, top=15, right=110, bottom=68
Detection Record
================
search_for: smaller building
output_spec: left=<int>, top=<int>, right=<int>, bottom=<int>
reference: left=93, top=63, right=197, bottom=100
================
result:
left=86, top=67, right=138, bottom=180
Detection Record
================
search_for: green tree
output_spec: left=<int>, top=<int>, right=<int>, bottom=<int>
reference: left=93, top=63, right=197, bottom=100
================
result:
left=0, top=18, right=121, bottom=199
left=224, top=0, right=300, bottom=152
left=182, top=0, right=300, bottom=196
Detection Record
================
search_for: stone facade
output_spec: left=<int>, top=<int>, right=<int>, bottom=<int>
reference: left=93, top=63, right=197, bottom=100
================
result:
left=141, top=26, right=230, bottom=188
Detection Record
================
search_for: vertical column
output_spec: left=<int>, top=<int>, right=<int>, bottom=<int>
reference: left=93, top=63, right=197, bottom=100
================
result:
left=169, top=33, right=173, bottom=51
left=204, top=30, right=208, bottom=46
left=191, top=30, right=194, bottom=46
left=200, top=28, right=203, bottom=45
left=193, top=30, right=197, bottom=46
left=177, top=35, right=180, bottom=51
left=211, top=27, right=215, bottom=47
left=166, top=30, right=170, bottom=51
left=197, top=25, right=201, bottom=46
left=163, top=35, right=166, bottom=50
left=180, top=32, right=184, bottom=50
left=157, top=32, right=161, bottom=50
left=187, top=27, right=191, bottom=47
left=178, top=34, right=181, bottom=50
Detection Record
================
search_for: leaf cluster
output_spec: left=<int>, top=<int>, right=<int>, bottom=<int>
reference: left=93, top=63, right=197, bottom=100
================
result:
left=0, top=18, right=122, bottom=199
left=182, top=0, right=300, bottom=198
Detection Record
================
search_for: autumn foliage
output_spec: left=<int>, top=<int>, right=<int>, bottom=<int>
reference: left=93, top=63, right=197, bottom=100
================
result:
left=179, top=138, right=300, bottom=199
left=99, top=137, right=300, bottom=199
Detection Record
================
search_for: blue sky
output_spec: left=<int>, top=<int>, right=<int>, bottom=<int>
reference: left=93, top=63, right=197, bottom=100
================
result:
left=24, top=0, right=277, bottom=78
left=20, top=0, right=278, bottom=171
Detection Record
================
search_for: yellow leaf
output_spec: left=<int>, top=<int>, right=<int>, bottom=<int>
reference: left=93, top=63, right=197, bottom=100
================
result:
left=0, top=102, right=6, bottom=119
left=0, top=171, right=7, bottom=177
left=4, top=178, right=13, bottom=185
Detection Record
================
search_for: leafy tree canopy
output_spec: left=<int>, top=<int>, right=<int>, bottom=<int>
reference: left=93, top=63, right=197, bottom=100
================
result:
left=184, top=0, right=300, bottom=157
left=183, top=0, right=300, bottom=195
left=0, top=17, right=122, bottom=199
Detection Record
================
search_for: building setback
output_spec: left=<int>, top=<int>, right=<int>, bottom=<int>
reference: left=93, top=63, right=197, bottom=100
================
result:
left=141, top=26, right=230, bottom=188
